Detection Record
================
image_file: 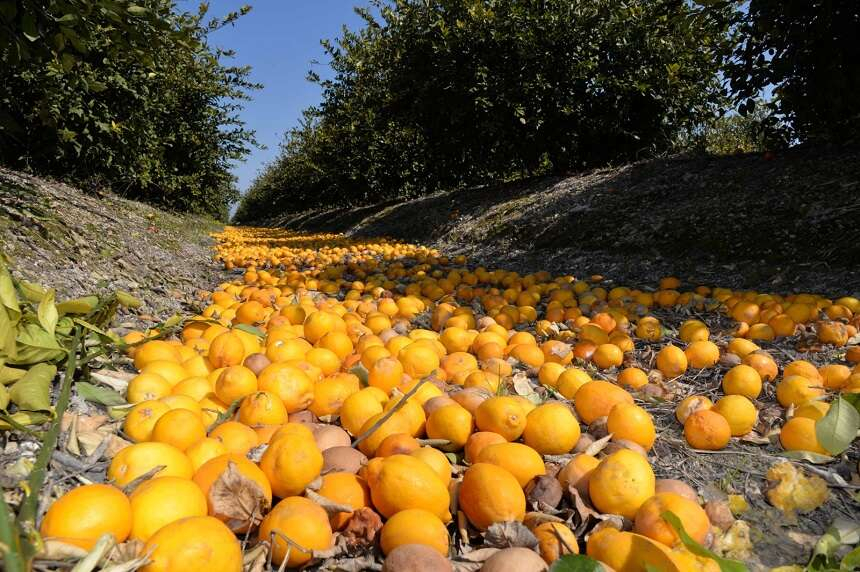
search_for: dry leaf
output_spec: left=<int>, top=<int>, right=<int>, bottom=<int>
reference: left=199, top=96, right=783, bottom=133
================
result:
left=584, top=433, right=612, bottom=456
left=104, top=434, right=132, bottom=457
left=483, top=521, right=538, bottom=548
left=523, top=512, right=564, bottom=529
left=209, top=461, right=271, bottom=532
left=243, top=542, right=269, bottom=572
left=525, top=475, right=563, bottom=509
left=107, top=539, right=144, bottom=563
left=317, top=554, right=381, bottom=572
left=37, top=539, right=89, bottom=560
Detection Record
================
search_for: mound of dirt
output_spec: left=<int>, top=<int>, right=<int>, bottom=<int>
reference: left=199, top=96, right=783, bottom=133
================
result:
left=0, top=168, right=227, bottom=323
left=261, top=145, right=860, bottom=296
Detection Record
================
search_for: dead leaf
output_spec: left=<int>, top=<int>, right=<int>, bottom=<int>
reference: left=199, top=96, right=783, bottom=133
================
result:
left=584, top=433, right=612, bottom=456
left=525, top=475, right=563, bottom=509
left=567, top=485, right=601, bottom=535
left=523, top=512, right=564, bottom=529
left=107, top=539, right=144, bottom=563
left=37, top=539, right=89, bottom=560
left=316, top=554, right=381, bottom=572
left=452, top=547, right=501, bottom=571
left=341, top=507, right=383, bottom=548
left=209, top=461, right=271, bottom=532
left=243, top=542, right=269, bottom=572
left=483, top=521, right=538, bottom=549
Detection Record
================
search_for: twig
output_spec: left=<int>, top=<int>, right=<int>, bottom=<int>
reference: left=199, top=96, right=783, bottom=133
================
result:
left=351, top=375, right=433, bottom=449
left=17, top=329, right=83, bottom=530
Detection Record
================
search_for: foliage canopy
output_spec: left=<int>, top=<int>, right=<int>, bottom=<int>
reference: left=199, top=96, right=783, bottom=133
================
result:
left=0, top=0, right=258, bottom=219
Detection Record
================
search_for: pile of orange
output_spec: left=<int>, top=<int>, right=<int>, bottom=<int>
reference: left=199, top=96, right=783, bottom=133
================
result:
left=38, top=226, right=859, bottom=570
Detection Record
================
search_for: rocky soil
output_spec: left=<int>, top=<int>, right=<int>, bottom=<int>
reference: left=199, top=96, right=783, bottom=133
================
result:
left=0, top=168, right=229, bottom=326
left=261, top=144, right=860, bottom=298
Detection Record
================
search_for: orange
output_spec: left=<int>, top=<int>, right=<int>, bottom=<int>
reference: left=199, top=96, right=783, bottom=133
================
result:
left=776, top=375, right=825, bottom=408
left=141, top=360, right=189, bottom=387
left=134, top=340, right=181, bottom=370
left=409, top=446, right=452, bottom=488
left=592, top=343, right=624, bottom=369
left=108, top=442, right=193, bottom=487
left=475, top=396, right=528, bottom=441
left=523, top=402, right=581, bottom=455
left=185, top=437, right=228, bottom=472
left=656, top=345, right=688, bottom=378
left=683, top=410, right=731, bottom=450
left=208, top=332, right=246, bottom=368
left=712, top=395, right=758, bottom=436
left=557, top=454, right=600, bottom=497
left=675, top=395, right=713, bottom=424
left=172, top=376, right=214, bottom=401
left=193, top=453, right=273, bottom=529
left=533, top=522, right=579, bottom=563
left=475, top=442, right=545, bottom=487
left=257, top=363, right=315, bottom=413
left=209, top=421, right=260, bottom=456
left=40, top=484, right=131, bottom=549
left=340, top=387, right=387, bottom=435
left=425, top=404, right=474, bottom=451
left=557, top=367, right=592, bottom=399
left=259, top=434, right=324, bottom=498
left=317, top=472, right=371, bottom=529
left=214, top=365, right=258, bottom=404
left=465, top=431, right=507, bottom=464
left=159, top=394, right=203, bottom=415
left=722, top=364, right=762, bottom=399
left=607, top=402, right=656, bottom=450
left=684, top=341, right=720, bottom=369
left=589, top=449, right=655, bottom=518
left=309, top=373, right=360, bottom=417
left=357, top=410, right=414, bottom=455
left=141, top=516, right=242, bottom=572
left=819, top=364, right=851, bottom=390
left=634, top=492, right=710, bottom=547
left=127, top=372, right=172, bottom=403
left=617, top=367, right=649, bottom=389
left=459, top=463, right=525, bottom=530
left=151, top=408, right=207, bottom=451
left=260, top=497, right=333, bottom=568
left=380, top=508, right=449, bottom=556
left=366, top=454, right=451, bottom=521
left=780, top=416, right=828, bottom=455
left=129, top=476, right=208, bottom=541
left=123, top=399, right=170, bottom=442
left=743, top=352, right=779, bottom=382
left=238, top=390, right=288, bottom=426
left=375, top=433, right=421, bottom=457
left=586, top=528, right=680, bottom=572
left=573, top=380, right=634, bottom=424
left=398, top=342, right=441, bottom=378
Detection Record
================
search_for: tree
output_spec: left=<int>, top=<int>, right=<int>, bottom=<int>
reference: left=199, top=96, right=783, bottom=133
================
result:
left=0, top=1, right=259, bottom=219
left=708, top=0, right=860, bottom=143
left=236, top=0, right=732, bottom=221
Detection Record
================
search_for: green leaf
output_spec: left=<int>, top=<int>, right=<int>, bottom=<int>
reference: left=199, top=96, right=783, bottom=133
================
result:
left=0, top=306, right=17, bottom=360
left=37, top=289, right=58, bottom=337
left=76, top=382, right=125, bottom=406
left=56, top=296, right=98, bottom=315
left=842, top=546, right=860, bottom=569
left=0, top=410, right=51, bottom=430
left=161, top=315, right=182, bottom=329
left=816, top=397, right=860, bottom=455
left=234, top=323, right=264, bottom=338
left=21, top=13, right=39, bottom=41
left=662, top=511, right=749, bottom=572
left=549, top=554, right=604, bottom=572
left=127, top=5, right=148, bottom=16
left=0, top=383, right=9, bottom=410
left=10, top=323, right=66, bottom=365
left=9, top=363, right=57, bottom=411
left=0, top=259, right=20, bottom=325
left=55, top=13, right=78, bottom=24
left=115, top=290, right=142, bottom=308
left=0, top=365, right=27, bottom=385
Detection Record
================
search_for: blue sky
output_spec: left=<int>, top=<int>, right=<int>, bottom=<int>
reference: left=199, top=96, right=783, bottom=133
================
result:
left=186, top=1, right=369, bottom=196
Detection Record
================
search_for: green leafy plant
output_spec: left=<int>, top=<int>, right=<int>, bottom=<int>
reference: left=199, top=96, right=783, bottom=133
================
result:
left=662, top=511, right=749, bottom=572
left=816, top=395, right=860, bottom=456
